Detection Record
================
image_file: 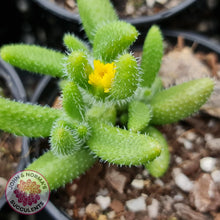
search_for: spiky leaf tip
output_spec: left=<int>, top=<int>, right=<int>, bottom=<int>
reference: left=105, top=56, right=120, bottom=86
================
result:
left=110, top=53, right=140, bottom=101
left=141, top=25, right=163, bottom=87
left=63, top=33, right=90, bottom=53
left=27, top=149, right=96, bottom=190
left=65, top=51, right=92, bottom=89
left=77, top=0, right=118, bottom=42
left=93, top=21, right=139, bottom=62
left=144, top=126, right=170, bottom=177
left=50, top=119, right=86, bottom=156
left=150, top=78, right=214, bottom=125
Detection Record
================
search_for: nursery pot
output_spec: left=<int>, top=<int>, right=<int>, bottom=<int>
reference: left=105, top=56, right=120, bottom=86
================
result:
left=26, top=31, right=220, bottom=219
left=0, top=59, right=29, bottom=210
left=32, top=0, right=201, bottom=29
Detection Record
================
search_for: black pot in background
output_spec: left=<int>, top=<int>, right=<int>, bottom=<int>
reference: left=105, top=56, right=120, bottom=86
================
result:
left=0, top=59, right=29, bottom=212
left=30, top=0, right=214, bottom=39
left=24, top=30, right=220, bottom=220
left=32, top=0, right=198, bottom=28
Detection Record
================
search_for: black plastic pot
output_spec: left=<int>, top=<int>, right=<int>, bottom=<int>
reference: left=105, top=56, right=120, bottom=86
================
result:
left=32, top=0, right=200, bottom=29
left=26, top=30, right=220, bottom=220
left=0, top=59, right=29, bottom=211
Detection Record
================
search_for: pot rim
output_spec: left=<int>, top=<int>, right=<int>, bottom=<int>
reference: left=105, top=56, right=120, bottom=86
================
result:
left=32, top=0, right=197, bottom=25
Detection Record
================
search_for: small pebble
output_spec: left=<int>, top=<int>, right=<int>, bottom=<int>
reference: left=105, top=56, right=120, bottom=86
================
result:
left=154, top=178, right=164, bottom=187
left=78, top=207, right=86, bottom=217
left=205, top=133, right=214, bottom=142
left=173, top=169, right=193, bottom=192
left=95, top=196, right=111, bottom=210
left=107, top=211, right=115, bottom=219
left=85, top=204, right=100, bottom=219
left=70, top=183, right=77, bottom=191
left=66, top=209, right=73, bottom=216
left=69, top=195, right=76, bottom=205
left=178, top=137, right=193, bottom=150
left=183, top=140, right=193, bottom=150
left=200, top=157, right=217, bottom=172
left=142, top=169, right=149, bottom=178
left=206, top=138, right=220, bottom=152
left=175, top=156, right=183, bottom=164
left=148, top=199, right=159, bottom=219
left=98, top=214, right=107, bottom=220
left=211, top=170, right=220, bottom=183
left=126, top=196, right=147, bottom=212
left=174, top=193, right=184, bottom=202
left=156, top=0, right=168, bottom=4
left=146, top=0, right=156, bottom=8
left=185, top=131, right=197, bottom=141
left=131, top=179, right=144, bottom=189
left=96, top=188, right=109, bottom=196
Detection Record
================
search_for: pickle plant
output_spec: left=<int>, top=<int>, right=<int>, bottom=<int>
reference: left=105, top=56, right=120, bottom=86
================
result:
left=0, top=0, right=214, bottom=190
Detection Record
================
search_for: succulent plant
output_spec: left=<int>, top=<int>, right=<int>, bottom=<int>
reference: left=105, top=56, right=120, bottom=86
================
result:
left=0, top=0, right=214, bottom=191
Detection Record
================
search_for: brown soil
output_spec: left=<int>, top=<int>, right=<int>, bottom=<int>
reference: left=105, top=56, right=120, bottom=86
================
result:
left=50, top=0, right=185, bottom=18
left=32, top=37, right=220, bottom=219
left=0, top=79, right=23, bottom=198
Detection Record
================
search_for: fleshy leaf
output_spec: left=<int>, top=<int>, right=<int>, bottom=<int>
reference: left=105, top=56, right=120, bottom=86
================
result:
left=150, top=78, right=214, bottom=125
left=128, top=101, right=152, bottom=132
left=0, top=44, right=65, bottom=77
left=0, top=97, right=62, bottom=137
left=50, top=119, right=88, bottom=156
left=62, top=81, right=85, bottom=121
left=65, top=51, right=92, bottom=89
left=141, top=25, right=163, bottom=87
left=63, top=33, right=90, bottom=53
left=93, top=21, right=139, bottom=62
left=27, top=149, right=96, bottom=190
left=77, top=0, right=118, bottom=43
left=86, top=104, right=116, bottom=125
left=110, top=54, right=139, bottom=101
left=144, top=126, right=170, bottom=177
left=87, top=122, right=161, bottom=166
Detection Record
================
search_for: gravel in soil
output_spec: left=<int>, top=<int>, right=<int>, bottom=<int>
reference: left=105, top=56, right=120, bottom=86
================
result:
left=47, top=39, right=220, bottom=219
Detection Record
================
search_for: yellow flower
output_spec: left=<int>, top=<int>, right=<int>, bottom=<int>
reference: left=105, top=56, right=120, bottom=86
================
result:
left=88, top=60, right=116, bottom=93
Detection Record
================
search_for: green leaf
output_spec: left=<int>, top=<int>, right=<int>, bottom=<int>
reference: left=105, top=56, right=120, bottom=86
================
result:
left=128, top=101, right=152, bottom=132
left=87, top=122, right=161, bottom=166
left=0, top=44, right=65, bottom=77
left=77, top=0, right=118, bottom=43
left=65, top=51, right=92, bottom=89
left=144, top=126, right=170, bottom=177
left=150, top=78, right=214, bottom=125
left=93, top=21, right=139, bottom=62
left=86, top=103, right=117, bottom=125
left=110, top=53, right=139, bottom=101
left=50, top=119, right=88, bottom=156
left=63, top=33, right=90, bottom=53
left=27, top=149, right=96, bottom=190
left=141, top=25, right=163, bottom=87
left=62, top=81, right=85, bottom=121
left=0, top=97, right=63, bottom=137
